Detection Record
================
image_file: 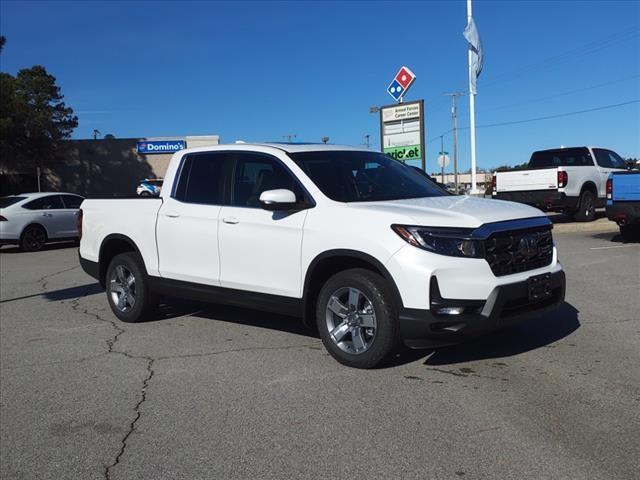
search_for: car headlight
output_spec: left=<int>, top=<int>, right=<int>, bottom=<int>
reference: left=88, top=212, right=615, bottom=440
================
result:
left=391, top=225, right=483, bottom=258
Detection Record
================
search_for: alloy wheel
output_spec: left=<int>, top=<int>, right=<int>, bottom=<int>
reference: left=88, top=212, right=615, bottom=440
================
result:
left=109, top=265, right=136, bottom=312
left=325, top=287, right=377, bottom=354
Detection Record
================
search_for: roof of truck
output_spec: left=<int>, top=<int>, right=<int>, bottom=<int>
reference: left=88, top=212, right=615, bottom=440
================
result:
left=176, top=142, right=369, bottom=156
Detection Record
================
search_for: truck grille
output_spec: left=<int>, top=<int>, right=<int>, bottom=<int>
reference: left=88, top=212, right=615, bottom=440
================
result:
left=483, top=227, right=553, bottom=277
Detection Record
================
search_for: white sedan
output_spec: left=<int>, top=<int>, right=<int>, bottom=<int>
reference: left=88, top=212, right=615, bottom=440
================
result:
left=0, top=192, right=84, bottom=251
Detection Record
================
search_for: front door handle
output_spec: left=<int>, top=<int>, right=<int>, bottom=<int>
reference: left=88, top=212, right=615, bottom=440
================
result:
left=42, top=213, right=52, bottom=217
left=165, top=211, right=180, bottom=218
left=222, top=216, right=239, bottom=224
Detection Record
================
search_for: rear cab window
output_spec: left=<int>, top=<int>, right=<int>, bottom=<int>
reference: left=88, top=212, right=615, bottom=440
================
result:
left=529, top=148, right=593, bottom=168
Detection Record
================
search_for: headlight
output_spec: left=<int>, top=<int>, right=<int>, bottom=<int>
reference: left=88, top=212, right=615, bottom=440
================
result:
left=391, top=225, right=483, bottom=258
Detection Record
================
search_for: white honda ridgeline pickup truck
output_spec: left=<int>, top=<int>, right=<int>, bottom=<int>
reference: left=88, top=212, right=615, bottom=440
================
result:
left=79, top=144, right=566, bottom=368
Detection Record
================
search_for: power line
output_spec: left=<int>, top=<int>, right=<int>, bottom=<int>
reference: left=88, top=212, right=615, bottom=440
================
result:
left=484, top=74, right=640, bottom=112
left=474, top=99, right=640, bottom=129
left=428, top=99, right=639, bottom=140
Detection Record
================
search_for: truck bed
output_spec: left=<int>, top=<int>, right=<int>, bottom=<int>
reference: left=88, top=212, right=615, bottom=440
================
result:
left=79, top=198, right=163, bottom=277
left=495, top=167, right=558, bottom=193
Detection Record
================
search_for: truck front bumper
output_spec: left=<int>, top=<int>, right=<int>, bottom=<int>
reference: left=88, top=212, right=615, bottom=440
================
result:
left=494, top=190, right=578, bottom=211
left=606, top=202, right=640, bottom=226
left=399, top=270, right=566, bottom=349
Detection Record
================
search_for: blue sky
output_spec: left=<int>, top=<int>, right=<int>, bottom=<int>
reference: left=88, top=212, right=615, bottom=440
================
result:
left=1, top=0, right=639, bottom=171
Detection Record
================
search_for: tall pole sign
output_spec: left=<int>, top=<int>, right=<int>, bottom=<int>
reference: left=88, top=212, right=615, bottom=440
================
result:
left=380, top=66, right=426, bottom=170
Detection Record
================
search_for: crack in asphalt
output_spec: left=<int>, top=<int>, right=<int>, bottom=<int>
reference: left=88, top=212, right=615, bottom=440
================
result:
left=103, top=357, right=154, bottom=480
left=38, top=265, right=80, bottom=291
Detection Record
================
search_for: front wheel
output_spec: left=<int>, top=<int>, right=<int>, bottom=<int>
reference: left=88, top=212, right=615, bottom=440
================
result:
left=106, top=252, right=156, bottom=323
left=316, top=269, right=399, bottom=369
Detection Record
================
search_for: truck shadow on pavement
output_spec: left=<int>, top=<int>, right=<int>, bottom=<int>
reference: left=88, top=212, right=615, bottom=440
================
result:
left=591, top=231, right=640, bottom=244
left=416, top=302, right=580, bottom=367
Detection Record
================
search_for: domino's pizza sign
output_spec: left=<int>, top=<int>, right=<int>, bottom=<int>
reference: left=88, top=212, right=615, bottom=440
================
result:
left=387, top=66, right=416, bottom=102
left=137, top=140, right=186, bottom=154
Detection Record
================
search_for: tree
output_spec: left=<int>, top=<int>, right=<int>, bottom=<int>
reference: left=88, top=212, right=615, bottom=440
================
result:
left=0, top=65, right=78, bottom=172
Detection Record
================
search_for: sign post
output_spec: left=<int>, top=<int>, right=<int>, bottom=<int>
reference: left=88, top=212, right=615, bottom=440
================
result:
left=438, top=152, right=450, bottom=184
left=379, top=100, right=426, bottom=171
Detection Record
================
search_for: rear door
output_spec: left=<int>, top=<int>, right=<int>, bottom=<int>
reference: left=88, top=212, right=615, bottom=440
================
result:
left=156, top=152, right=230, bottom=285
left=59, top=194, right=84, bottom=236
left=218, top=152, right=308, bottom=297
left=22, top=195, right=67, bottom=238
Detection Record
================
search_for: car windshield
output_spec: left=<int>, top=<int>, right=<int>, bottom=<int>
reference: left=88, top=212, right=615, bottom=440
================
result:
left=289, top=151, right=445, bottom=202
left=0, top=196, right=26, bottom=208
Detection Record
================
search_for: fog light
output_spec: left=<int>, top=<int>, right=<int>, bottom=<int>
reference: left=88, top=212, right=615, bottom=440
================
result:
left=434, top=306, right=465, bottom=315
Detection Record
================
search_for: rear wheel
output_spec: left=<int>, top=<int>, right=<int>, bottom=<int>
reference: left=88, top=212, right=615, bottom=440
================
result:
left=106, top=252, right=156, bottom=323
left=20, top=225, right=47, bottom=252
left=620, top=224, right=640, bottom=241
left=572, top=189, right=596, bottom=222
left=316, top=269, right=399, bottom=369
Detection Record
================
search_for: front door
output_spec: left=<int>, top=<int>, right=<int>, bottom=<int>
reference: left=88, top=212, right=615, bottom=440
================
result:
left=218, top=152, right=308, bottom=298
left=156, top=152, right=230, bottom=285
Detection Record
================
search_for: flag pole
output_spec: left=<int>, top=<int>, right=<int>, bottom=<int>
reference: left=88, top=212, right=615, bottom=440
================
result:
left=467, top=0, right=478, bottom=194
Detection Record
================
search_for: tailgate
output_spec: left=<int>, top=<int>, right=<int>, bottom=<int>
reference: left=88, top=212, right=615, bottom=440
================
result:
left=612, top=173, right=640, bottom=202
left=496, top=169, right=558, bottom=192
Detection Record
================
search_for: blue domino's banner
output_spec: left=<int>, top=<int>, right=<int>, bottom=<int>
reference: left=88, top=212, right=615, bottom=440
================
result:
left=137, top=140, right=186, bottom=154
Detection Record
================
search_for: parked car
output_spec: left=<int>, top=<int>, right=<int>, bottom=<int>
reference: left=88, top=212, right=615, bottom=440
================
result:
left=0, top=192, right=84, bottom=251
left=136, top=179, right=163, bottom=197
left=79, top=144, right=565, bottom=368
left=606, top=171, right=640, bottom=239
left=492, top=147, right=628, bottom=221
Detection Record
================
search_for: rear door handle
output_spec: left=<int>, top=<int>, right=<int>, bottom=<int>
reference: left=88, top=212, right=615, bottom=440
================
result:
left=222, top=216, right=239, bottom=224
left=165, top=211, right=180, bottom=218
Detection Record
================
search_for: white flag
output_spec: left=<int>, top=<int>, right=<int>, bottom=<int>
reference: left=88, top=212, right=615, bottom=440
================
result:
left=463, top=17, right=483, bottom=95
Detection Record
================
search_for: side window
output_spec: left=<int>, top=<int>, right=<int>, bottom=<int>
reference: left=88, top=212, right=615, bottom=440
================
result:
left=605, top=150, right=627, bottom=169
left=23, top=195, right=64, bottom=210
left=173, top=153, right=227, bottom=205
left=61, top=195, right=83, bottom=209
left=232, top=154, right=303, bottom=208
left=593, top=149, right=613, bottom=168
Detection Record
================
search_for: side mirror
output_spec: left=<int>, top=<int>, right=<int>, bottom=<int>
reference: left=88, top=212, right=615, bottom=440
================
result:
left=259, top=189, right=299, bottom=211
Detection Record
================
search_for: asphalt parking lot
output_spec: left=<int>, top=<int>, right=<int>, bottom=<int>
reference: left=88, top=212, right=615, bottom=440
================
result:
left=1, top=216, right=638, bottom=480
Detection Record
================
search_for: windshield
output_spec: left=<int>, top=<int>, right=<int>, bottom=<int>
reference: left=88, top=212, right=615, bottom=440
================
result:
left=0, top=196, right=26, bottom=208
left=289, top=151, right=445, bottom=202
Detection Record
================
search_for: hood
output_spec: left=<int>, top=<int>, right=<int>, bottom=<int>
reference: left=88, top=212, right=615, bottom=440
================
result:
left=350, top=195, right=546, bottom=228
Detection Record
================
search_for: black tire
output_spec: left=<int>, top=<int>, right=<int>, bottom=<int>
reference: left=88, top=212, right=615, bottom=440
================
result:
left=572, top=189, right=596, bottom=222
left=20, top=224, right=47, bottom=252
left=620, top=224, right=640, bottom=241
left=105, top=252, right=156, bottom=323
left=139, top=191, right=151, bottom=197
left=316, top=268, right=399, bottom=369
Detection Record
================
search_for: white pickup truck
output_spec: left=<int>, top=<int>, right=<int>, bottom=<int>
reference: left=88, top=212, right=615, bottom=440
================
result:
left=79, top=143, right=565, bottom=368
left=492, top=147, right=628, bottom=221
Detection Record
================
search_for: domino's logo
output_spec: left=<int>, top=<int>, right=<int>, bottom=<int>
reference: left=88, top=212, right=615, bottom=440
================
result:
left=387, top=66, right=416, bottom=101
left=387, top=80, right=404, bottom=101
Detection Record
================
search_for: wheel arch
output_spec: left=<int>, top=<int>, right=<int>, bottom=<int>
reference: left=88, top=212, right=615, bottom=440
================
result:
left=302, top=249, right=403, bottom=327
left=98, top=234, right=145, bottom=286
left=580, top=181, right=598, bottom=196
left=20, top=222, right=50, bottom=240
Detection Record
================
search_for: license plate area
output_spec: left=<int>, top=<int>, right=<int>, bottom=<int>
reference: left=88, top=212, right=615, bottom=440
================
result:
left=528, top=273, right=552, bottom=301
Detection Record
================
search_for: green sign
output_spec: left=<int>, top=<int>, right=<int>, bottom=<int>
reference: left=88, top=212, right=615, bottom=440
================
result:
left=384, top=145, right=422, bottom=161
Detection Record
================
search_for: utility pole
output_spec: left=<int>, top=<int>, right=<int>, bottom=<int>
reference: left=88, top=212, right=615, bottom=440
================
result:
left=363, top=134, right=371, bottom=149
left=467, top=0, right=478, bottom=194
left=283, top=134, right=297, bottom=142
left=444, top=92, right=463, bottom=194
left=92, top=129, right=101, bottom=140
